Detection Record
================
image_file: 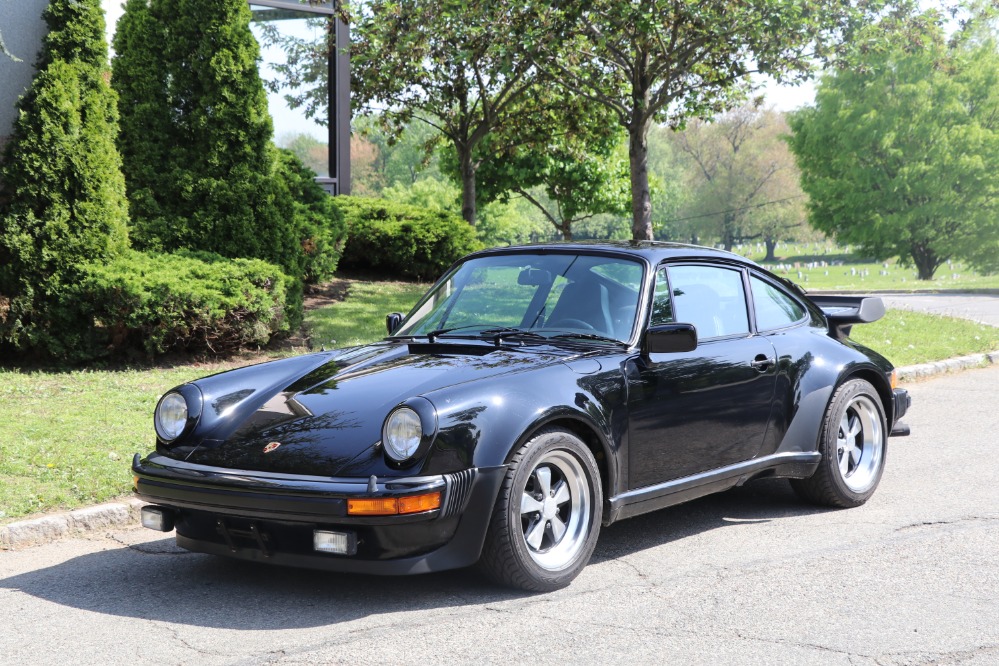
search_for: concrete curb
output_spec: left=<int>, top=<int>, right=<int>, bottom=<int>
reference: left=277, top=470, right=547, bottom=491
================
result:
left=896, top=350, right=999, bottom=382
left=2, top=350, right=998, bottom=552
left=0, top=498, right=144, bottom=551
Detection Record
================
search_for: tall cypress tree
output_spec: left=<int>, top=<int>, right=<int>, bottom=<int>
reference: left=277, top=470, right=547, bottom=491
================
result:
left=114, top=0, right=291, bottom=266
left=0, top=0, right=128, bottom=354
left=111, top=0, right=169, bottom=232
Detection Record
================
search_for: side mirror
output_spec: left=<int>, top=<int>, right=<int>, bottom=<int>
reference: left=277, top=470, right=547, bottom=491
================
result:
left=386, top=312, right=403, bottom=335
left=643, top=323, right=697, bottom=354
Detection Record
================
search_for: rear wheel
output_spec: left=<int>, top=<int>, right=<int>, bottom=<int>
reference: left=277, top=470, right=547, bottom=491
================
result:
left=478, top=428, right=602, bottom=592
left=792, top=378, right=887, bottom=508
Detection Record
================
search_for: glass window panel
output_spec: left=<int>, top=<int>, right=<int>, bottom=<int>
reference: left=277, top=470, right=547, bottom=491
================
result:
left=650, top=267, right=674, bottom=326
left=751, top=275, right=806, bottom=331
left=669, top=265, right=749, bottom=338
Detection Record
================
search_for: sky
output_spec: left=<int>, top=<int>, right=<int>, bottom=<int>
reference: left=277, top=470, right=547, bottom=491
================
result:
left=100, top=0, right=819, bottom=143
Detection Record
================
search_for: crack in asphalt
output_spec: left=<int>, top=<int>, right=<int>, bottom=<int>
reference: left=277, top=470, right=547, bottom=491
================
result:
left=157, top=622, right=238, bottom=662
left=874, top=643, right=999, bottom=665
left=894, top=516, right=999, bottom=532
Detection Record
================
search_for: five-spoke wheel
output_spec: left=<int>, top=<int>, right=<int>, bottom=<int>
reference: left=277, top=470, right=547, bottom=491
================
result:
left=792, top=378, right=888, bottom=508
left=479, top=428, right=601, bottom=591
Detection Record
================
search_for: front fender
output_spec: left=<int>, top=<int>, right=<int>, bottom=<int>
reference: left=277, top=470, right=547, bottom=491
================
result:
left=420, top=361, right=627, bottom=476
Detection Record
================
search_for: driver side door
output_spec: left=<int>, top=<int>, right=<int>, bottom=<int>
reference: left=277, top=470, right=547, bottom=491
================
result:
left=627, top=263, right=778, bottom=488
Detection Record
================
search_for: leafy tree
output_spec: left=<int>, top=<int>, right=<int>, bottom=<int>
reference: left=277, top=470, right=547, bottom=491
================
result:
left=0, top=0, right=129, bottom=356
left=111, top=0, right=169, bottom=228
left=350, top=1, right=563, bottom=226
left=353, top=114, right=444, bottom=190
left=672, top=105, right=805, bottom=256
left=536, top=0, right=904, bottom=241
left=788, top=19, right=999, bottom=279
left=470, top=110, right=630, bottom=240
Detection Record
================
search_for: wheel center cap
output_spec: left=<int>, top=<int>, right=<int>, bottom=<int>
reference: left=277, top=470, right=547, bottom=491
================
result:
left=542, top=498, right=558, bottom=519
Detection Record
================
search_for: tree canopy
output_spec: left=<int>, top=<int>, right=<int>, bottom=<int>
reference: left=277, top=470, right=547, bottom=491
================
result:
left=533, top=0, right=909, bottom=241
left=672, top=104, right=805, bottom=257
left=350, top=0, right=565, bottom=226
left=788, top=16, right=999, bottom=279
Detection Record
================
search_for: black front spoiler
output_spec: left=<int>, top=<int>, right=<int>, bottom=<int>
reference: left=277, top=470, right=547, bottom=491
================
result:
left=132, top=453, right=506, bottom=574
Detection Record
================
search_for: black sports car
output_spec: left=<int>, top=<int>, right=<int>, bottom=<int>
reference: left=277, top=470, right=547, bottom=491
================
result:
left=134, top=242, right=911, bottom=591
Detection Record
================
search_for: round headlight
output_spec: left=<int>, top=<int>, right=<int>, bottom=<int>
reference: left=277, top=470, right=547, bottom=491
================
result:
left=155, top=392, right=189, bottom=441
left=383, top=407, right=423, bottom=461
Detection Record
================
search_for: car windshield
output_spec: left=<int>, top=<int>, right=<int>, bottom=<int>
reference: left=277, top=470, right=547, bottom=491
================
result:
left=394, top=253, right=645, bottom=344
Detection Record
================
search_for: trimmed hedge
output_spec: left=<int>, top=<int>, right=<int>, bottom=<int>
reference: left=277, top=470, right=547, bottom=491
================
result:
left=336, top=196, right=482, bottom=280
left=70, top=250, right=297, bottom=359
left=0, top=249, right=295, bottom=362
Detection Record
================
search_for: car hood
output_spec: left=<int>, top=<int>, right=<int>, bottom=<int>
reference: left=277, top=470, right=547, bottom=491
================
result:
left=179, top=341, right=578, bottom=477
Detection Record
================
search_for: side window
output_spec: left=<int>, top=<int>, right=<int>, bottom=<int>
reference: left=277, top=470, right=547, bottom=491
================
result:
left=650, top=267, right=674, bottom=326
left=668, top=265, right=749, bottom=339
left=750, top=275, right=806, bottom=331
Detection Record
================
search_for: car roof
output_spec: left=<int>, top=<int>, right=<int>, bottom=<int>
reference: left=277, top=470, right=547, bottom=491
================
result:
left=470, top=240, right=760, bottom=267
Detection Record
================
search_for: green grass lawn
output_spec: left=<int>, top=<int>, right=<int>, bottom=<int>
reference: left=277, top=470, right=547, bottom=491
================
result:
left=737, top=241, right=999, bottom=291
left=0, top=361, right=244, bottom=522
left=852, top=310, right=999, bottom=367
left=304, top=279, right=428, bottom=347
left=1, top=274, right=996, bottom=524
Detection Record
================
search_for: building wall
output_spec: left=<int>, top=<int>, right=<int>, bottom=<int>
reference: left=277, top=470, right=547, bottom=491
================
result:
left=0, top=0, right=50, bottom=149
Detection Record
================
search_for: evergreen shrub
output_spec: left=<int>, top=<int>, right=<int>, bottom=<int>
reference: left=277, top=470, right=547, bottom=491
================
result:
left=112, top=0, right=343, bottom=284
left=271, top=149, right=347, bottom=284
left=336, top=197, right=482, bottom=280
left=0, top=0, right=129, bottom=359
left=72, top=250, right=296, bottom=359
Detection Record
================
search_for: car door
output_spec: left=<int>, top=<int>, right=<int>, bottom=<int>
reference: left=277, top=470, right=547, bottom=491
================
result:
left=627, top=263, right=778, bottom=489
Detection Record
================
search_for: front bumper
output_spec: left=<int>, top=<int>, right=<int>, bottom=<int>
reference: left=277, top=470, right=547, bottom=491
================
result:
left=132, top=453, right=506, bottom=575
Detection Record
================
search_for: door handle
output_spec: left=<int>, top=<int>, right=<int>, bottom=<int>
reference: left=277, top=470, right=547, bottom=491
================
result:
left=750, top=355, right=775, bottom=371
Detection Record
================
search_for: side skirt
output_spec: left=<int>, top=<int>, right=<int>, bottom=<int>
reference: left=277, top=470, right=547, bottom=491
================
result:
left=605, top=451, right=821, bottom=525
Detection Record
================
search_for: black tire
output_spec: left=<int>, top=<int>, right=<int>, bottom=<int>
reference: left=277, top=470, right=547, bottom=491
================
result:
left=791, top=378, right=888, bottom=508
left=478, top=428, right=602, bottom=592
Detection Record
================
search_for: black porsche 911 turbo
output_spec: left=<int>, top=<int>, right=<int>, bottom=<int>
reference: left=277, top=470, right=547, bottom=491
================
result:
left=133, top=242, right=911, bottom=591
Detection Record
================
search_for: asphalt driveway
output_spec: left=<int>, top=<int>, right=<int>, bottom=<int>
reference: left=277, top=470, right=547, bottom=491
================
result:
left=1, top=366, right=997, bottom=665
left=875, top=292, right=999, bottom=327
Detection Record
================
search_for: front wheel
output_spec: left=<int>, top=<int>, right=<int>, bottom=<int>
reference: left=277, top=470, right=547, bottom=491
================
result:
left=792, top=378, right=887, bottom=508
left=478, top=428, right=602, bottom=592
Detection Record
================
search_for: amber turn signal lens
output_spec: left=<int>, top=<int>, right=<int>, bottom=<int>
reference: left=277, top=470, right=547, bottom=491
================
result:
left=890, top=369, right=898, bottom=389
left=398, top=492, right=441, bottom=514
left=347, top=491, right=442, bottom=516
left=347, top=497, right=399, bottom=515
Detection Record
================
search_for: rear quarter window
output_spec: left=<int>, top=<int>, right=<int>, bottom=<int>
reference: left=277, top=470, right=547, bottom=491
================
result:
left=751, top=275, right=806, bottom=331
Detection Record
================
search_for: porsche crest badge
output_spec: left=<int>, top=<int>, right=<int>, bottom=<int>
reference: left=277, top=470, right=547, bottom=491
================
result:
left=262, top=442, right=282, bottom=454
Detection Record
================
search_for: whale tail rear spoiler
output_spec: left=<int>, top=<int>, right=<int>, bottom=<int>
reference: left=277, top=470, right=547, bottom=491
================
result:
left=807, top=295, right=886, bottom=339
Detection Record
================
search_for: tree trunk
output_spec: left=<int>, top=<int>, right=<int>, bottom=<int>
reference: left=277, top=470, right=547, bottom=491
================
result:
left=459, top=146, right=476, bottom=225
left=628, top=124, right=653, bottom=241
left=561, top=222, right=572, bottom=241
left=722, top=213, right=736, bottom=251
left=764, top=238, right=778, bottom=262
left=911, top=243, right=941, bottom=280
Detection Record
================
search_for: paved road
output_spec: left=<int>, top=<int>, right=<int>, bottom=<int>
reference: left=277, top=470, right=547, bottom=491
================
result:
left=876, top=293, right=999, bottom=327
left=2, top=367, right=998, bottom=665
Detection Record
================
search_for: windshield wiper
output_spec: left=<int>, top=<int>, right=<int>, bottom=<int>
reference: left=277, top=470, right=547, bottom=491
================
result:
left=425, top=325, right=477, bottom=342
left=550, top=332, right=627, bottom=346
left=478, top=327, right=547, bottom=346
